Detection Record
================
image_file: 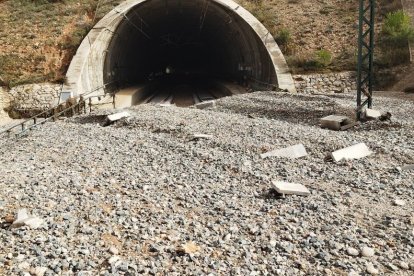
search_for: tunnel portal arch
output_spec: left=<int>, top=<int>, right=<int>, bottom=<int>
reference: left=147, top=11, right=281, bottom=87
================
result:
left=65, top=0, right=296, bottom=98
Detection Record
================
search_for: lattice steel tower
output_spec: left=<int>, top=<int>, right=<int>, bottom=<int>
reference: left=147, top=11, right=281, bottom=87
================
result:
left=357, top=0, right=376, bottom=120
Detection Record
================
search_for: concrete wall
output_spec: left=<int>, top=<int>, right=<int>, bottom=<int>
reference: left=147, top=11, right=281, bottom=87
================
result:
left=293, top=72, right=356, bottom=94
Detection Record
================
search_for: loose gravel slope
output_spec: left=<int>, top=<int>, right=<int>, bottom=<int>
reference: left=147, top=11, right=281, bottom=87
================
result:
left=0, top=92, right=413, bottom=275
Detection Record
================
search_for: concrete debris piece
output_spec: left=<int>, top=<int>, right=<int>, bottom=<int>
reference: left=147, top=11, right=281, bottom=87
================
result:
left=107, top=112, right=130, bottom=123
left=331, top=143, right=372, bottom=162
left=12, top=209, right=44, bottom=229
left=30, top=266, right=47, bottom=276
left=159, top=103, right=175, bottom=107
left=108, top=255, right=120, bottom=265
left=366, top=263, right=379, bottom=275
left=178, top=241, right=200, bottom=255
left=320, top=115, right=352, bottom=131
left=361, top=247, right=375, bottom=257
left=193, top=134, right=213, bottom=140
left=402, top=164, right=414, bottom=171
left=346, top=247, right=360, bottom=256
left=195, top=100, right=216, bottom=109
left=364, top=109, right=381, bottom=120
left=109, top=247, right=119, bottom=255
left=12, top=209, right=30, bottom=226
left=394, top=199, right=406, bottom=206
left=261, top=144, right=307, bottom=159
left=272, top=181, right=310, bottom=196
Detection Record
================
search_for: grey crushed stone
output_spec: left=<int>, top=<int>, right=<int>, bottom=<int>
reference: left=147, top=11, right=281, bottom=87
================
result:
left=0, top=91, right=413, bottom=275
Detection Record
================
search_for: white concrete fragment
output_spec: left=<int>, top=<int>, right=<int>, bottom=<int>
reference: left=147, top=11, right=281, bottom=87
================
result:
left=31, top=266, right=47, bottom=276
left=365, top=109, right=381, bottom=119
left=13, top=209, right=29, bottom=226
left=402, top=164, right=414, bottom=171
left=195, top=100, right=216, bottom=109
left=159, top=103, right=175, bottom=107
left=23, top=217, right=44, bottom=229
left=366, top=263, right=379, bottom=275
left=394, top=199, right=406, bottom=206
left=331, top=143, right=373, bottom=162
left=108, top=255, right=120, bottom=264
left=107, top=111, right=130, bottom=122
left=12, top=209, right=44, bottom=229
left=272, top=181, right=310, bottom=196
left=320, top=115, right=351, bottom=131
left=193, top=134, right=213, bottom=139
left=115, top=86, right=145, bottom=109
left=361, top=247, right=375, bottom=257
left=261, top=144, right=307, bottom=159
left=109, top=246, right=119, bottom=255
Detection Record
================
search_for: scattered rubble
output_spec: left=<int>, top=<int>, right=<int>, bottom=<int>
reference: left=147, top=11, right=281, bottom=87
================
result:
left=177, top=241, right=200, bottom=255
left=192, top=134, right=213, bottom=140
left=402, top=164, right=414, bottom=171
left=364, top=108, right=382, bottom=120
left=272, top=181, right=310, bottom=196
left=320, top=115, right=352, bottom=131
left=346, top=247, right=360, bottom=256
left=195, top=100, right=216, bottom=109
left=104, top=111, right=130, bottom=126
left=366, top=263, right=379, bottom=274
left=260, top=144, right=307, bottom=159
left=331, top=143, right=373, bottom=162
left=361, top=246, right=375, bottom=257
left=394, top=199, right=406, bottom=206
left=11, top=209, right=43, bottom=229
left=0, top=91, right=412, bottom=275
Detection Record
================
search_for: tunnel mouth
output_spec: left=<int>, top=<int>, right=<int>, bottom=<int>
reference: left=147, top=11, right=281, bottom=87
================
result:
left=103, top=0, right=278, bottom=106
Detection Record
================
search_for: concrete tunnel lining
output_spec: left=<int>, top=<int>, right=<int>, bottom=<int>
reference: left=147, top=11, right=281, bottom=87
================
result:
left=65, top=0, right=296, bottom=101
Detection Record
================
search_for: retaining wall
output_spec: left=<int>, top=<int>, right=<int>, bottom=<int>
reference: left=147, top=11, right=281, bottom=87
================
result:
left=7, top=83, right=62, bottom=118
left=293, top=72, right=356, bottom=94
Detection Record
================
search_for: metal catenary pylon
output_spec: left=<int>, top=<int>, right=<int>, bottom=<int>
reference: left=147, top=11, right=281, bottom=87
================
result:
left=357, top=0, right=376, bottom=120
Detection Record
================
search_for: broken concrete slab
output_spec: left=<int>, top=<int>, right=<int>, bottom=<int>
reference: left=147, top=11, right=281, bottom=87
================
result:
left=365, top=109, right=382, bottom=120
left=107, top=111, right=130, bottom=122
left=12, top=208, right=44, bottom=229
left=272, top=181, right=310, bottom=196
left=402, top=164, right=414, bottom=171
left=12, top=209, right=29, bottom=227
left=195, top=100, right=216, bottom=110
left=320, top=115, right=352, bottom=131
left=331, top=143, right=373, bottom=162
left=159, top=103, right=175, bottom=107
left=193, top=134, right=213, bottom=139
left=261, top=144, right=307, bottom=159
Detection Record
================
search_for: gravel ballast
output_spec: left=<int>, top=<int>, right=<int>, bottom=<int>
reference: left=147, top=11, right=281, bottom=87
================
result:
left=0, top=91, right=413, bottom=275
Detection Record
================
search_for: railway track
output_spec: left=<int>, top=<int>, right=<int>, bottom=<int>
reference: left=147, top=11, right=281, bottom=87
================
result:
left=144, top=84, right=218, bottom=106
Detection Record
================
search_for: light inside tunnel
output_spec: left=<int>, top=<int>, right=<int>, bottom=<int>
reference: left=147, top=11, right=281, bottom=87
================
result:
left=102, top=0, right=278, bottom=105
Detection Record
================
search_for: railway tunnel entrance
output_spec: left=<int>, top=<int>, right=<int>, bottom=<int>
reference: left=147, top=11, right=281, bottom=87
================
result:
left=65, top=0, right=296, bottom=106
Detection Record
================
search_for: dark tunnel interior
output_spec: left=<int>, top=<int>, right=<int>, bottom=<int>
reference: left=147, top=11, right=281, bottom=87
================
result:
left=103, top=0, right=278, bottom=105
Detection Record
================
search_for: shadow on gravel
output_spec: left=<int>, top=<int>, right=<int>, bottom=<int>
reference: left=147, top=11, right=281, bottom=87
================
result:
left=220, top=102, right=355, bottom=126
left=217, top=93, right=356, bottom=126
left=358, top=121, right=403, bottom=131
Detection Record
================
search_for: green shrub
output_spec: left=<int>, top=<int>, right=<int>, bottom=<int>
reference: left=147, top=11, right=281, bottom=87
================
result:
left=275, top=28, right=292, bottom=54
left=382, top=10, right=414, bottom=45
left=315, top=49, right=332, bottom=67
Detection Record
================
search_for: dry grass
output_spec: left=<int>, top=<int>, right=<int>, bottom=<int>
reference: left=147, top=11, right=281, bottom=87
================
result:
left=0, top=0, right=123, bottom=87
